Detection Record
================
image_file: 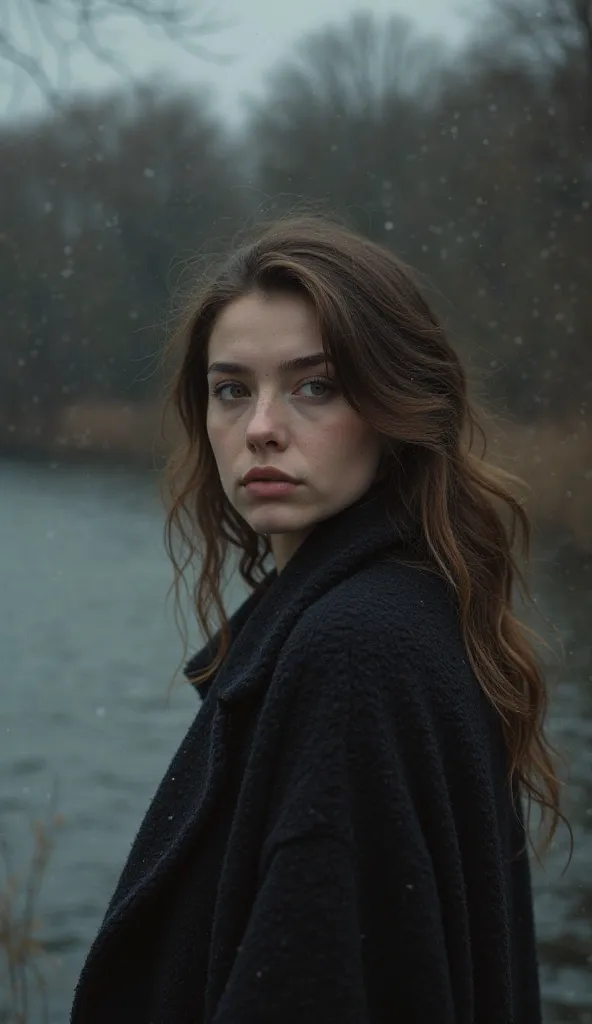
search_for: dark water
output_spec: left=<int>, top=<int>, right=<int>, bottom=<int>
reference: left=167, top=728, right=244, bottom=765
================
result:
left=0, top=461, right=590, bottom=1022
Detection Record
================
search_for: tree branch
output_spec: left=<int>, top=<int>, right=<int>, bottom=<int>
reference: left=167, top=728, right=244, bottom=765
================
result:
left=31, top=0, right=74, bottom=92
left=77, top=0, right=133, bottom=80
left=102, top=0, right=236, bottom=63
left=0, top=28, right=60, bottom=105
left=0, top=0, right=236, bottom=111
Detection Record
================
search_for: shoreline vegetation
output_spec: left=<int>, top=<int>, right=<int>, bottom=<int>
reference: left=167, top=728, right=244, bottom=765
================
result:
left=0, top=794, right=63, bottom=1024
left=1, top=398, right=590, bottom=552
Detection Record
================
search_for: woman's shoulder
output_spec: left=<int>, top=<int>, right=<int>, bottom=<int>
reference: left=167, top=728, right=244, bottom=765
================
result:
left=268, top=556, right=503, bottom=787
left=279, top=556, right=479, bottom=722
left=295, top=556, right=461, bottom=656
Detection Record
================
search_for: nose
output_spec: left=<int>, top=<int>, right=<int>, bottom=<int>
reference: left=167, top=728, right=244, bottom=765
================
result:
left=244, top=393, right=288, bottom=449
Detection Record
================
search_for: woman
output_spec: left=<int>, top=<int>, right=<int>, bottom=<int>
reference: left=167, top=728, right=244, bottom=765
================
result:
left=71, top=215, right=567, bottom=1023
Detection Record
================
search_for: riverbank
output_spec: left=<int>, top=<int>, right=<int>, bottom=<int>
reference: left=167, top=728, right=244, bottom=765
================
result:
left=3, top=399, right=591, bottom=550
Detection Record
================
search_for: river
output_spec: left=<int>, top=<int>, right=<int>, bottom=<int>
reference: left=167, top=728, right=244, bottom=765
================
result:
left=0, top=460, right=590, bottom=1022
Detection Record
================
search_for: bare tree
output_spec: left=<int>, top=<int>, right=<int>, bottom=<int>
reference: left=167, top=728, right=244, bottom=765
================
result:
left=0, top=0, right=234, bottom=111
left=244, top=13, right=450, bottom=249
left=462, top=0, right=592, bottom=75
left=261, top=10, right=447, bottom=124
left=460, top=0, right=592, bottom=134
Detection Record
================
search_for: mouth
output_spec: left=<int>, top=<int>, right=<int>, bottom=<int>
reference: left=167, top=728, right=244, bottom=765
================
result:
left=242, top=468, right=300, bottom=486
left=243, top=479, right=300, bottom=497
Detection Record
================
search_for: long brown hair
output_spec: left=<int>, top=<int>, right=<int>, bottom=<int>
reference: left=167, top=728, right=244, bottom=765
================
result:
left=160, top=212, right=569, bottom=860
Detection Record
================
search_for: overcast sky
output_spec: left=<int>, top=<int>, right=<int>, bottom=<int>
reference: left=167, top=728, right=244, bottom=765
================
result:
left=2, top=0, right=487, bottom=124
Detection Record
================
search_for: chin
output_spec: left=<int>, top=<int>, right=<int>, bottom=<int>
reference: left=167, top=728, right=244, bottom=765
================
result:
left=247, top=512, right=305, bottom=535
left=244, top=504, right=313, bottom=536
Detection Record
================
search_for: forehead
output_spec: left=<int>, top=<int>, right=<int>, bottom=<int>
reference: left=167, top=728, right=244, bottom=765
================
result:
left=208, top=292, right=321, bottom=358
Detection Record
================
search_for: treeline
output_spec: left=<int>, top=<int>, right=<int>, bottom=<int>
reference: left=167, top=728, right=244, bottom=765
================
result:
left=1, top=4, right=590, bottom=458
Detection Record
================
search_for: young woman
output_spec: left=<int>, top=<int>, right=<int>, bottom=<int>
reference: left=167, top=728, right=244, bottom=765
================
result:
left=71, top=215, right=567, bottom=1023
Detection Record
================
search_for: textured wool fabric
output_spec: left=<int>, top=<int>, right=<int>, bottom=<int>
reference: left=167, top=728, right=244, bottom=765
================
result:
left=71, top=481, right=542, bottom=1024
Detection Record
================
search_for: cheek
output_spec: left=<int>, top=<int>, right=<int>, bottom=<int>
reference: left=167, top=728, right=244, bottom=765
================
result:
left=206, top=406, right=227, bottom=444
left=320, top=413, right=380, bottom=464
left=206, top=415, right=228, bottom=466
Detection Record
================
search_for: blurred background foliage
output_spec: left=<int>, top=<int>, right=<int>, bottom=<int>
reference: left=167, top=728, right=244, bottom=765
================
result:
left=1, top=0, right=591, bottom=547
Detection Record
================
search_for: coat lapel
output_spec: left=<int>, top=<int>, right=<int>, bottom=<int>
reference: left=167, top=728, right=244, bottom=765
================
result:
left=184, top=572, right=277, bottom=698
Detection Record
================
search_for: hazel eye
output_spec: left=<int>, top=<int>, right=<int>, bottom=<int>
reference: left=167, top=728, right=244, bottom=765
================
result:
left=210, top=382, right=248, bottom=401
left=299, top=378, right=334, bottom=398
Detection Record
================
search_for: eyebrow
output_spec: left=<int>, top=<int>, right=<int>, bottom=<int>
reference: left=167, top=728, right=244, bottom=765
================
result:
left=206, top=352, right=333, bottom=376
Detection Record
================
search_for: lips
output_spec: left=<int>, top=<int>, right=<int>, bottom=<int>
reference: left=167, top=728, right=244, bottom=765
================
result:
left=242, top=469, right=298, bottom=485
left=243, top=478, right=298, bottom=500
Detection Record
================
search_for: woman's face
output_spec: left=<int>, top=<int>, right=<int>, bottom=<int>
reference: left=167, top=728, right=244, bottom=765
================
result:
left=206, top=290, right=383, bottom=571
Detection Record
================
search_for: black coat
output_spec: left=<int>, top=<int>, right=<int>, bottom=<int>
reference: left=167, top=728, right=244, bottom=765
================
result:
left=71, top=483, right=542, bottom=1023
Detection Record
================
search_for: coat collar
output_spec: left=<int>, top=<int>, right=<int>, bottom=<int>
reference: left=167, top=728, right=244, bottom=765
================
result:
left=184, top=481, right=419, bottom=709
